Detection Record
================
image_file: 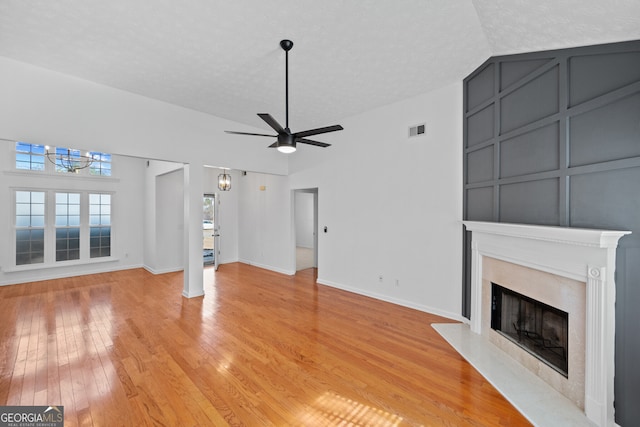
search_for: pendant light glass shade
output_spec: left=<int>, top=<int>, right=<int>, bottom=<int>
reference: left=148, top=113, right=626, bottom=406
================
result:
left=218, top=170, right=231, bottom=191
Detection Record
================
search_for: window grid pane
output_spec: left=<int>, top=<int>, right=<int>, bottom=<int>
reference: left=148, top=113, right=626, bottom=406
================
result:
left=15, top=191, right=45, bottom=228
left=55, top=147, right=82, bottom=173
left=56, top=227, right=80, bottom=262
left=55, top=192, right=81, bottom=227
left=90, top=226, right=111, bottom=258
left=89, top=152, right=112, bottom=176
left=15, top=191, right=45, bottom=265
left=15, top=142, right=46, bottom=171
left=89, top=193, right=111, bottom=258
left=55, top=193, right=81, bottom=262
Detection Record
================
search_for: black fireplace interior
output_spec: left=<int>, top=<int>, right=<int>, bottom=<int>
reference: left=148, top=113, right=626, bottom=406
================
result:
left=491, top=282, right=569, bottom=377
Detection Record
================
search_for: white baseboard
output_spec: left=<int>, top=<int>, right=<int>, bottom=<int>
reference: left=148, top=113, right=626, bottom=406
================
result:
left=316, top=277, right=465, bottom=322
left=182, top=289, right=205, bottom=298
left=143, top=265, right=184, bottom=275
left=0, top=263, right=144, bottom=287
left=217, top=257, right=239, bottom=265
left=238, top=259, right=295, bottom=276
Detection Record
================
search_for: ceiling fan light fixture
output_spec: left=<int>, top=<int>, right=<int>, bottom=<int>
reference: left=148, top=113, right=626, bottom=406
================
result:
left=276, top=131, right=296, bottom=153
left=277, top=144, right=296, bottom=154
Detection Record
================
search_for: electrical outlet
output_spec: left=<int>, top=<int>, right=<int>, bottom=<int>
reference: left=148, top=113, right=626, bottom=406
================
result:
left=378, top=275, right=383, bottom=283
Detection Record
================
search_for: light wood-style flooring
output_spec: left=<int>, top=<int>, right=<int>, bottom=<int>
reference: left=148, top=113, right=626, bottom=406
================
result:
left=0, top=263, right=530, bottom=426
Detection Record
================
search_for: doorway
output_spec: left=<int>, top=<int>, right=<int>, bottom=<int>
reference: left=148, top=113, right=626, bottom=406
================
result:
left=203, top=194, right=215, bottom=266
left=294, top=189, right=318, bottom=271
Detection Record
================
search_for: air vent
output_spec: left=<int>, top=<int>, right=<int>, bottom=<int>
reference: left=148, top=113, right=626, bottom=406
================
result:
left=408, top=123, right=426, bottom=138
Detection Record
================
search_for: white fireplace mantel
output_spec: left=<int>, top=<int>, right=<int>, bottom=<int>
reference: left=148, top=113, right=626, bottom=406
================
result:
left=462, top=221, right=630, bottom=427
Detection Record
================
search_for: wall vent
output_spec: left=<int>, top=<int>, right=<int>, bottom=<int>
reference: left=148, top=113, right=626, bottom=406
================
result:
left=408, top=123, right=426, bottom=138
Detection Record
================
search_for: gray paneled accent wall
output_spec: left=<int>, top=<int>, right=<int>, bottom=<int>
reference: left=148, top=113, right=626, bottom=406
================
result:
left=463, top=40, right=640, bottom=425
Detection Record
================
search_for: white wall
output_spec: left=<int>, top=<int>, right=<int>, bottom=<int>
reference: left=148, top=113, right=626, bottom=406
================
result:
left=288, top=82, right=464, bottom=320
left=0, top=144, right=146, bottom=285
left=238, top=172, right=294, bottom=275
left=155, top=168, right=185, bottom=273
left=0, top=57, right=287, bottom=175
left=295, top=192, right=315, bottom=248
left=143, top=160, right=184, bottom=273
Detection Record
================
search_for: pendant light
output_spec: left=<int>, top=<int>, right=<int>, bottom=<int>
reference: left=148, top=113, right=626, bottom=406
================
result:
left=45, top=146, right=95, bottom=173
left=218, top=170, right=231, bottom=191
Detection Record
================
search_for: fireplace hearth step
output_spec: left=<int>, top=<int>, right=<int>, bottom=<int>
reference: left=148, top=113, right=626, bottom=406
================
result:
left=432, top=323, right=596, bottom=427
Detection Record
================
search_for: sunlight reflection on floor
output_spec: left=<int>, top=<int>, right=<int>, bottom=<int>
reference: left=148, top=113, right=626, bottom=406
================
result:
left=299, top=391, right=403, bottom=426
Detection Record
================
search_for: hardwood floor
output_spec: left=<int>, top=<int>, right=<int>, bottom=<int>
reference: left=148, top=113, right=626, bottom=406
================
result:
left=0, top=263, right=530, bottom=426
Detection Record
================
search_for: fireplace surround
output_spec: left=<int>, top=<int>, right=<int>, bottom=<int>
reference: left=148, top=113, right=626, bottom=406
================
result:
left=459, top=221, right=629, bottom=427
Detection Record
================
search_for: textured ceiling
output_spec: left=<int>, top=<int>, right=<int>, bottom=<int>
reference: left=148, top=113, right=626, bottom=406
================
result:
left=0, top=0, right=639, bottom=131
left=473, top=0, right=640, bottom=55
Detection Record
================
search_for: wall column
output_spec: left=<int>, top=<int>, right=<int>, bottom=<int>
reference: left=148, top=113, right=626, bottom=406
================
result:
left=182, top=163, right=204, bottom=298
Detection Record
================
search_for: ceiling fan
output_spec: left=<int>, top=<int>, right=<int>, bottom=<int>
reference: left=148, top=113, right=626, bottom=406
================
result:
left=225, top=39, right=343, bottom=153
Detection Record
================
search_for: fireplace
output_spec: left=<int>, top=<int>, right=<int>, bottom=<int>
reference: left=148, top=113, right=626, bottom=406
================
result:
left=481, top=257, right=585, bottom=410
left=456, top=221, right=630, bottom=427
left=491, top=282, right=568, bottom=377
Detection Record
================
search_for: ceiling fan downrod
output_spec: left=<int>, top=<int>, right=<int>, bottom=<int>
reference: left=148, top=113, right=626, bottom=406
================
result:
left=280, top=39, right=293, bottom=130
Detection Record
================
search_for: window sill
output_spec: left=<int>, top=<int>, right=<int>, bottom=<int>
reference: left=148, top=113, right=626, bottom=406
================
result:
left=2, top=256, right=119, bottom=273
left=3, top=170, right=119, bottom=183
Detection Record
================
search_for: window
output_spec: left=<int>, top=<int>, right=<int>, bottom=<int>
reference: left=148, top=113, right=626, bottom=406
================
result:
left=89, top=152, right=112, bottom=176
left=54, top=147, right=83, bottom=173
left=15, top=142, right=113, bottom=176
left=15, top=191, right=46, bottom=265
left=55, top=193, right=81, bottom=261
left=12, top=190, right=114, bottom=268
left=15, top=142, right=45, bottom=171
left=89, top=194, right=111, bottom=258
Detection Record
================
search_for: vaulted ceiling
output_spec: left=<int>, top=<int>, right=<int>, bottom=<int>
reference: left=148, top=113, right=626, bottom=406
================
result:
left=1, top=0, right=639, bottom=131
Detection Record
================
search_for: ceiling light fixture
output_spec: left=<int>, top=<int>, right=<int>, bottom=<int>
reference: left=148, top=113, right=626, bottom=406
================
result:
left=276, top=132, right=296, bottom=154
left=218, top=170, right=231, bottom=191
left=45, top=146, right=94, bottom=173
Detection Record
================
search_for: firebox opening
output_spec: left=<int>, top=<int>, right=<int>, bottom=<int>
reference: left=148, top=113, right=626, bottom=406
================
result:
left=491, top=282, right=569, bottom=377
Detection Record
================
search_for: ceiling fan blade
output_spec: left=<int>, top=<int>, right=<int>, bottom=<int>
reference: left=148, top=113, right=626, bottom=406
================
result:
left=225, top=130, right=276, bottom=137
left=297, top=138, right=331, bottom=148
left=294, top=124, right=343, bottom=139
left=257, top=113, right=285, bottom=133
left=268, top=141, right=279, bottom=148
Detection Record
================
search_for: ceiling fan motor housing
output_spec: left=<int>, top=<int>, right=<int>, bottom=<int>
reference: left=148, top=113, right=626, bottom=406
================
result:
left=277, top=131, right=296, bottom=150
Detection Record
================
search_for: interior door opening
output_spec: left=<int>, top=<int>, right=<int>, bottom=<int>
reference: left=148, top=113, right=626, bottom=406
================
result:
left=294, top=189, right=318, bottom=272
left=203, top=194, right=215, bottom=267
